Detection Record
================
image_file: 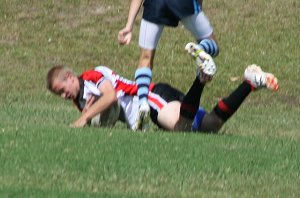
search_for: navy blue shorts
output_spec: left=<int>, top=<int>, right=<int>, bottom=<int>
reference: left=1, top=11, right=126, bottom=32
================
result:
left=142, top=0, right=201, bottom=27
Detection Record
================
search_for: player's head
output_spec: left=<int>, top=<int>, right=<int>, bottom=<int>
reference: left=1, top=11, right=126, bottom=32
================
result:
left=46, top=65, right=80, bottom=100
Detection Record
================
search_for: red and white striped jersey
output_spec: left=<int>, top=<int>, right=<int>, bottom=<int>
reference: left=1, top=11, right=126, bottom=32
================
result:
left=75, top=66, right=167, bottom=129
left=80, top=66, right=155, bottom=98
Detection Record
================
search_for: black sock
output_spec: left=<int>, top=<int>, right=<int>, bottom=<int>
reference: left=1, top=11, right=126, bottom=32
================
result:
left=180, top=78, right=205, bottom=119
left=213, top=81, right=252, bottom=121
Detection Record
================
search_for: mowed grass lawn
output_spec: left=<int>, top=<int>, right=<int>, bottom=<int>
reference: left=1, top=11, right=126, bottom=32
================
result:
left=1, top=0, right=300, bottom=197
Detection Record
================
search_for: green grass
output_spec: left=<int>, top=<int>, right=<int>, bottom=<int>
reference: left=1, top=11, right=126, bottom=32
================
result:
left=1, top=128, right=300, bottom=197
left=1, top=0, right=300, bottom=197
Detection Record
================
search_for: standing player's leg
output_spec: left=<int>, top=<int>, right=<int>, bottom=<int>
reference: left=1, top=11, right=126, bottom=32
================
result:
left=181, top=12, right=219, bottom=58
left=133, top=19, right=164, bottom=131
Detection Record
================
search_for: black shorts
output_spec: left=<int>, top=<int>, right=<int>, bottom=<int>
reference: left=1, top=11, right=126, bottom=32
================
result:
left=142, top=0, right=201, bottom=27
left=150, top=83, right=185, bottom=128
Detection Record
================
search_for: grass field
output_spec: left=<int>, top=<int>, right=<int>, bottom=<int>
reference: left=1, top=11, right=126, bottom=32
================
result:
left=1, top=0, right=300, bottom=197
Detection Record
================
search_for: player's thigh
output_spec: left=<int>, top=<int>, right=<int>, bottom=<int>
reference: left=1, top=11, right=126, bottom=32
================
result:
left=157, top=101, right=181, bottom=130
left=181, top=12, right=213, bottom=40
left=139, top=19, right=164, bottom=50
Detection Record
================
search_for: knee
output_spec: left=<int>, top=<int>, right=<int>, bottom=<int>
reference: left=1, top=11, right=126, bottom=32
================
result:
left=207, top=121, right=223, bottom=133
left=198, top=112, right=224, bottom=133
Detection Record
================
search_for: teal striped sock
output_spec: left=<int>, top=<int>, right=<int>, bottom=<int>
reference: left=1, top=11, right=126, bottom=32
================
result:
left=135, top=67, right=152, bottom=105
left=199, top=38, right=219, bottom=57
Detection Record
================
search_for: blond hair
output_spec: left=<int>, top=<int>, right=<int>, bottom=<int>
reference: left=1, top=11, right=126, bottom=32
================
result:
left=46, top=65, right=75, bottom=92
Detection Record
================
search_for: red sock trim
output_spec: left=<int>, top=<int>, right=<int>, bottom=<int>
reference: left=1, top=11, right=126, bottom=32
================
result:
left=218, top=100, right=235, bottom=114
left=244, top=80, right=256, bottom=91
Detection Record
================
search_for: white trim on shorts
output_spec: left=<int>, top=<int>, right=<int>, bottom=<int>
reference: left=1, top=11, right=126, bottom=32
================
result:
left=148, top=91, right=168, bottom=112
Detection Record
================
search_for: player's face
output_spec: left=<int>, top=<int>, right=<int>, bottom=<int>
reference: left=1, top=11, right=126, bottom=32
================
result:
left=52, top=75, right=79, bottom=100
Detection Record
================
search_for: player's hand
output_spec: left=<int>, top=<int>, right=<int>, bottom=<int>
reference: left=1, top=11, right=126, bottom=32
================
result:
left=118, top=27, right=132, bottom=45
left=70, top=117, right=88, bottom=128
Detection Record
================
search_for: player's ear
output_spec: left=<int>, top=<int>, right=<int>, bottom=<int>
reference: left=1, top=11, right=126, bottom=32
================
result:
left=65, top=71, right=72, bottom=80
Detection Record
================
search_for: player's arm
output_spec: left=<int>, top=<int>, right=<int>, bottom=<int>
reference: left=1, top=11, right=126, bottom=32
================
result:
left=118, top=0, right=143, bottom=45
left=126, top=0, right=143, bottom=30
left=70, top=80, right=117, bottom=128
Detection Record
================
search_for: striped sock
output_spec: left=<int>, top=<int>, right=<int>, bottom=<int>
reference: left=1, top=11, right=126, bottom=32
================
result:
left=135, top=67, right=152, bottom=105
left=199, top=38, right=219, bottom=57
